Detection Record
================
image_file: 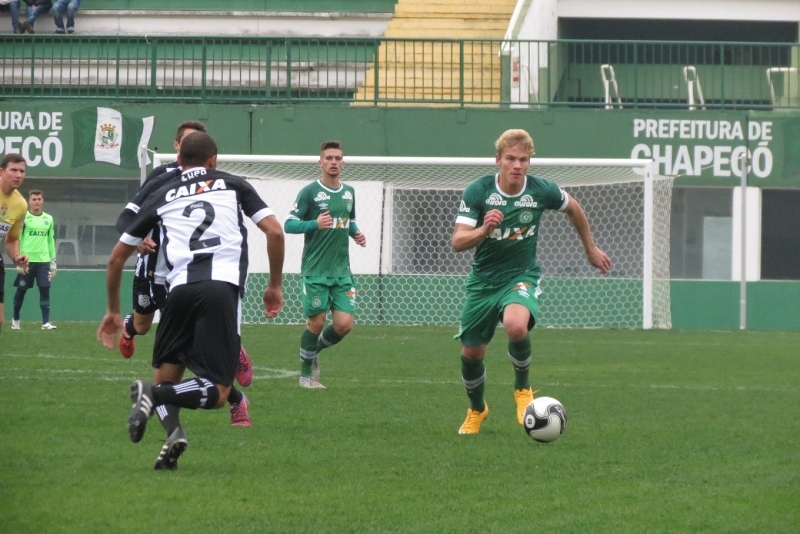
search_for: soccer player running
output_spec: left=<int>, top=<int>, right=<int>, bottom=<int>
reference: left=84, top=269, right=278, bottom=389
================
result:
left=0, top=154, right=29, bottom=333
left=12, top=189, right=57, bottom=330
left=118, top=120, right=204, bottom=358
left=452, top=129, right=610, bottom=434
left=285, top=141, right=366, bottom=389
left=116, top=121, right=254, bottom=426
left=97, top=132, right=285, bottom=470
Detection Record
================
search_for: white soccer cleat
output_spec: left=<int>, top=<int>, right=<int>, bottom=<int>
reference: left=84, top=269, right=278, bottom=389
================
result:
left=11, top=319, right=21, bottom=330
left=299, top=376, right=326, bottom=389
left=41, top=322, right=57, bottom=330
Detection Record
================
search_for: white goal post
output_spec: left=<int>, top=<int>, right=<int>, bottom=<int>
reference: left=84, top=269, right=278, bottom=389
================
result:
left=150, top=153, right=672, bottom=329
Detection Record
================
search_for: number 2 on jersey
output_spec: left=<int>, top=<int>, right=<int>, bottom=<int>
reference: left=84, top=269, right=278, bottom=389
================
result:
left=183, top=201, right=221, bottom=251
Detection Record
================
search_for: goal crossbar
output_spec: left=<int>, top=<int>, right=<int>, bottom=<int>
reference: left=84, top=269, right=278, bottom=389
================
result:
left=155, top=153, right=653, bottom=169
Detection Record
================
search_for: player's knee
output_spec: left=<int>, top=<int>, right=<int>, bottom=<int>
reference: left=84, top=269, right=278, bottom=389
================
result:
left=306, top=314, right=326, bottom=333
left=504, top=322, right=529, bottom=341
left=333, top=321, right=353, bottom=337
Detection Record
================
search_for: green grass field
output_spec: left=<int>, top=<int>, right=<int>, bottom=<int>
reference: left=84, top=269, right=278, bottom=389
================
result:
left=1, top=323, right=798, bottom=533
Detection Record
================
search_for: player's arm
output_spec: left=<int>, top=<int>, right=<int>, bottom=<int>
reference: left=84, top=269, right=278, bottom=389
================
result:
left=256, top=215, right=285, bottom=318
left=99, top=202, right=160, bottom=348
left=284, top=190, right=324, bottom=233
left=562, top=193, right=610, bottom=274
left=452, top=184, right=502, bottom=252
left=5, top=220, right=28, bottom=269
left=97, top=240, right=137, bottom=348
left=452, top=210, right=503, bottom=252
left=236, top=176, right=285, bottom=317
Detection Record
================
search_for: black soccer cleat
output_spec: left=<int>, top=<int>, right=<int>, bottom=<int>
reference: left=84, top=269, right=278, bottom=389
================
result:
left=154, top=427, right=188, bottom=471
left=127, top=380, right=155, bottom=443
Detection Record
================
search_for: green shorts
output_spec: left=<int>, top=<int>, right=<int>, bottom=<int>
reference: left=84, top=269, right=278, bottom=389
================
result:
left=302, top=276, right=357, bottom=318
left=454, top=272, right=542, bottom=347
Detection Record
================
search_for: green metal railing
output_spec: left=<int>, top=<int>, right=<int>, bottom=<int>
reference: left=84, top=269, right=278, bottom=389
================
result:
left=1, top=36, right=798, bottom=108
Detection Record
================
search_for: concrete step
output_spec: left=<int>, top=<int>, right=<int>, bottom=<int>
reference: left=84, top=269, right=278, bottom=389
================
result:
left=388, top=19, right=509, bottom=31
left=384, top=28, right=508, bottom=38
left=394, top=4, right=517, bottom=17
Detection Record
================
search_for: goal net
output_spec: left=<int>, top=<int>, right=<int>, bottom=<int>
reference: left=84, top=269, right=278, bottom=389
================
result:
left=152, top=154, right=673, bottom=329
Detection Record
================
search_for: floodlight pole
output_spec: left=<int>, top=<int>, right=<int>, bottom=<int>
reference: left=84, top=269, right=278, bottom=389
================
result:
left=739, top=153, right=748, bottom=330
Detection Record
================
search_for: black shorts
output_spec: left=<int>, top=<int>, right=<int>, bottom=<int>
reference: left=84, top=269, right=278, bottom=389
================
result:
left=132, top=275, right=167, bottom=315
left=151, top=280, right=241, bottom=386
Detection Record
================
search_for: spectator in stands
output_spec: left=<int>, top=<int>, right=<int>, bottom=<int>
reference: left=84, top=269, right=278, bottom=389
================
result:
left=51, top=0, right=79, bottom=34
left=18, top=0, right=52, bottom=34
left=4, top=0, right=23, bottom=34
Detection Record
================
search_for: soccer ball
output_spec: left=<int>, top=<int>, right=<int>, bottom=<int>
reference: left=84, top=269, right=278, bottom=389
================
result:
left=523, top=396, right=567, bottom=443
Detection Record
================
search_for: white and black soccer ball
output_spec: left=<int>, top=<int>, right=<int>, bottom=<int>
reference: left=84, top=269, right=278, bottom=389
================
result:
left=523, top=396, right=567, bottom=443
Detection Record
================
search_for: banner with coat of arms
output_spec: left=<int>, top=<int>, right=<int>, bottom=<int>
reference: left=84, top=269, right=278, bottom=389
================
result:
left=71, top=107, right=154, bottom=169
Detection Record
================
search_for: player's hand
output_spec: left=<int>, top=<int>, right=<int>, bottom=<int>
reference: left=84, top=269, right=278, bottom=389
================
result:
left=13, top=254, right=29, bottom=272
left=262, top=286, right=284, bottom=318
left=49, top=259, right=57, bottom=279
left=317, top=212, right=333, bottom=230
left=137, top=237, right=157, bottom=255
left=587, top=246, right=611, bottom=274
left=97, top=313, right=124, bottom=349
left=482, top=209, right=504, bottom=234
left=352, top=231, right=366, bottom=247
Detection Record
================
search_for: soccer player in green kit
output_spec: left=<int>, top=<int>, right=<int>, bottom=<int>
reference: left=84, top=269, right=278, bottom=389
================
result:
left=285, top=141, right=367, bottom=389
left=452, top=129, right=611, bottom=434
left=11, top=189, right=57, bottom=330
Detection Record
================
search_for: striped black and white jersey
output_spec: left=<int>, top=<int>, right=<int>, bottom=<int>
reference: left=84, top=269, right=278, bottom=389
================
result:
left=119, top=166, right=274, bottom=294
left=116, top=161, right=181, bottom=282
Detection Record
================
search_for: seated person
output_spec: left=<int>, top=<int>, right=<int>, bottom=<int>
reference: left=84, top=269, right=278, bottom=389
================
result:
left=18, top=0, right=52, bottom=34
left=52, top=0, right=80, bottom=34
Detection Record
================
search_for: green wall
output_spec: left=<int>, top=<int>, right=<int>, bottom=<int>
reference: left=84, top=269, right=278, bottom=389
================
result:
left=4, top=270, right=132, bottom=325
left=7, top=102, right=800, bottom=186
left=6, top=271, right=800, bottom=331
left=4, top=101, right=800, bottom=329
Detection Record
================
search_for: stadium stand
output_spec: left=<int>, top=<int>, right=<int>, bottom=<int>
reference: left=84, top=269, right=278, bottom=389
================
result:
left=353, top=0, right=517, bottom=105
left=2, top=0, right=397, bottom=36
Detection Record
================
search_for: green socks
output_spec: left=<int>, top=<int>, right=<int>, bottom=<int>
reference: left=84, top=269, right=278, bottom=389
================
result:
left=508, top=337, right=532, bottom=390
left=301, top=325, right=347, bottom=377
left=461, top=355, right=486, bottom=411
left=317, top=325, right=344, bottom=352
left=300, top=329, right=318, bottom=377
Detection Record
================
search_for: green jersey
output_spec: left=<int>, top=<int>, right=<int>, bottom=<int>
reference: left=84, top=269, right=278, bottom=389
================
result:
left=285, top=179, right=358, bottom=277
left=20, top=211, right=56, bottom=263
left=456, top=174, right=567, bottom=285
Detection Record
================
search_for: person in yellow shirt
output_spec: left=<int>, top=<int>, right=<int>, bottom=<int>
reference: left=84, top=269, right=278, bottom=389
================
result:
left=0, top=153, right=29, bottom=333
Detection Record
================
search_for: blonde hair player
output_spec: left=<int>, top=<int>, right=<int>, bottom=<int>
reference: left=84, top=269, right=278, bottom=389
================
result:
left=452, top=129, right=610, bottom=434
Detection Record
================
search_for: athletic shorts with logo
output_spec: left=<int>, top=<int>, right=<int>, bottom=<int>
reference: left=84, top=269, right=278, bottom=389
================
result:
left=455, top=272, right=542, bottom=347
left=132, top=274, right=167, bottom=315
left=13, top=262, right=51, bottom=290
left=151, top=280, right=241, bottom=386
left=302, top=276, right=357, bottom=317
